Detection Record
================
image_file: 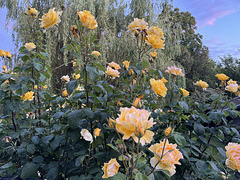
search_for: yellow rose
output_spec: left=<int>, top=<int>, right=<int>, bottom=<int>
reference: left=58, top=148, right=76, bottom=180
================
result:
left=102, top=158, right=120, bottom=178
left=195, top=80, right=209, bottom=90
left=61, top=75, right=70, bottom=83
left=108, top=118, right=116, bottom=128
left=0, top=50, right=6, bottom=57
left=106, top=66, right=120, bottom=78
left=166, top=65, right=184, bottom=77
left=26, top=6, right=38, bottom=18
left=34, top=85, right=38, bottom=90
left=21, top=91, right=34, bottom=101
left=81, top=129, right=93, bottom=143
left=123, top=61, right=130, bottom=69
left=147, top=26, right=164, bottom=37
left=91, top=51, right=101, bottom=57
left=228, top=79, right=237, bottom=85
left=24, top=42, right=36, bottom=51
left=225, top=142, right=240, bottom=173
left=129, top=69, right=134, bottom=75
left=180, top=88, right=189, bottom=97
left=43, top=85, right=48, bottom=89
left=149, top=140, right=183, bottom=176
left=62, top=90, right=68, bottom=97
left=77, top=10, right=98, bottom=30
left=149, top=52, right=157, bottom=58
left=40, top=8, right=62, bottom=30
left=215, top=73, right=229, bottom=81
left=164, top=127, right=172, bottom=136
left=116, top=106, right=156, bottom=146
left=145, top=26, right=165, bottom=49
left=94, top=128, right=101, bottom=137
left=5, top=51, right=11, bottom=58
left=225, top=83, right=238, bottom=93
left=73, top=73, right=80, bottom=80
left=73, top=62, right=77, bottom=67
left=150, top=78, right=167, bottom=97
left=109, top=62, right=121, bottom=70
left=128, top=18, right=148, bottom=32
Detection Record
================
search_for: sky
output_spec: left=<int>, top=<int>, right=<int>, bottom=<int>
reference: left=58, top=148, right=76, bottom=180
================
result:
left=0, top=0, right=240, bottom=62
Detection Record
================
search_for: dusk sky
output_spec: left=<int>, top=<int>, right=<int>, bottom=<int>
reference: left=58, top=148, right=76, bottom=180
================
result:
left=0, top=0, right=240, bottom=62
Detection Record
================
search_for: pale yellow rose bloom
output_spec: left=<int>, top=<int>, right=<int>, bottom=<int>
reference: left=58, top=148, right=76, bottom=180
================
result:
left=150, top=78, right=167, bottom=97
left=228, top=79, right=237, bottom=85
left=102, top=158, right=120, bottom=178
left=109, top=62, right=121, bottom=70
left=116, top=106, right=156, bottom=146
left=77, top=10, right=98, bottom=30
left=40, top=8, right=62, bottom=30
left=180, top=88, right=189, bottom=97
left=145, top=26, right=165, bottom=49
left=166, top=65, right=184, bottom=77
left=24, top=42, right=36, bottom=51
left=128, top=18, right=148, bottom=32
left=106, top=66, right=120, bottom=78
left=81, top=129, right=93, bottom=143
left=61, top=75, right=70, bottom=83
left=149, top=140, right=183, bottom=177
left=122, top=61, right=130, bottom=69
left=195, top=80, right=209, bottom=90
left=225, top=142, right=240, bottom=173
left=215, top=73, right=229, bottom=81
left=225, top=83, right=239, bottom=93
left=94, top=128, right=101, bottom=137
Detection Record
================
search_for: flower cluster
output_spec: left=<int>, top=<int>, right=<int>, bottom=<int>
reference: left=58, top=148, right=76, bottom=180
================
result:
left=116, top=106, right=155, bottom=146
left=149, top=140, right=183, bottom=176
left=77, top=10, right=98, bottom=30
left=0, top=50, right=11, bottom=58
left=225, top=142, right=240, bottom=173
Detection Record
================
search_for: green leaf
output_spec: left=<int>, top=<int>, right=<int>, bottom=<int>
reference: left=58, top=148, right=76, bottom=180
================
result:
left=75, top=156, right=85, bottom=167
left=33, top=62, right=43, bottom=71
left=45, top=167, right=59, bottom=180
left=66, top=80, right=77, bottom=95
left=67, top=110, right=84, bottom=129
left=86, top=65, right=98, bottom=81
left=27, top=144, right=35, bottom=154
left=107, top=144, right=120, bottom=153
left=178, top=101, right=189, bottom=111
left=228, top=102, right=237, bottom=110
left=53, top=112, right=64, bottom=119
left=173, top=133, right=186, bottom=146
left=39, top=73, right=46, bottom=82
left=135, top=172, right=149, bottom=180
left=196, top=160, right=209, bottom=172
left=110, top=172, right=126, bottom=180
left=194, top=123, right=205, bottom=135
left=20, top=162, right=38, bottom=180
left=84, top=108, right=94, bottom=118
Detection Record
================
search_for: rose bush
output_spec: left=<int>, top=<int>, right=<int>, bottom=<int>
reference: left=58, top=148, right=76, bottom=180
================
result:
left=0, top=5, right=239, bottom=180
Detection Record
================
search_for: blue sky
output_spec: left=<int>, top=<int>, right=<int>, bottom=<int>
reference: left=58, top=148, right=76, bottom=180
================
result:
left=1, top=0, right=240, bottom=62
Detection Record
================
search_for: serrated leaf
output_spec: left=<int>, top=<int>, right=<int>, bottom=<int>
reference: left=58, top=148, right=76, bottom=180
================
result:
left=20, top=162, right=38, bottom=179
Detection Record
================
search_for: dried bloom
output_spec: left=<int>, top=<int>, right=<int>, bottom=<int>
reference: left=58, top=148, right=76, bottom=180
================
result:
left=62, top=90, right=68, bottom=97
left=123, top=61, right=130, bottom=69
left=128, top=18, right=148, bottom=32
left=70, top=25, right=79, bottom=38
left=216, top=73, right=229, bottom=81
left=77, top=10, right=98, bottom=30
left=24, top=42, right=36, bottom=51
left=228, top=79, right=237, bottom=85
left=40, top=8, right=62, bottom=30
left=94, top=128, right=101, bottom=137
left=102, top=159, right=120, bottom=178
left=225, top=142, right=240, bottom=173
left=21, top=91, right=34, bottom=101
left=81, top=129, right=93, bottom=143
left=91, top=51, right=101, bottom=57
left=26, top=6, right=38, bottom=18
left=61, top=75, right=70, bottom=83
left=149, top=140, right=183, bottom=176
left=166, top=66, right=184, bottom=77
left=116, top=106, right=156, bottom=146
left=149, top=52, right=157, bottom=58
left=150, top=78, right=167, bottom=97
left=225, top=83, right=239, bottom=93
left=180, top=88, right=189, bottom=97
left=106, top=66, right=120, bottom=78
left=109, top=62, right=121, bottom=70
left=0, top=50, right=6, bottom=57
left=195, top=80, right=209, bottom=90
left=164, top=127, right=172, bottom=136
